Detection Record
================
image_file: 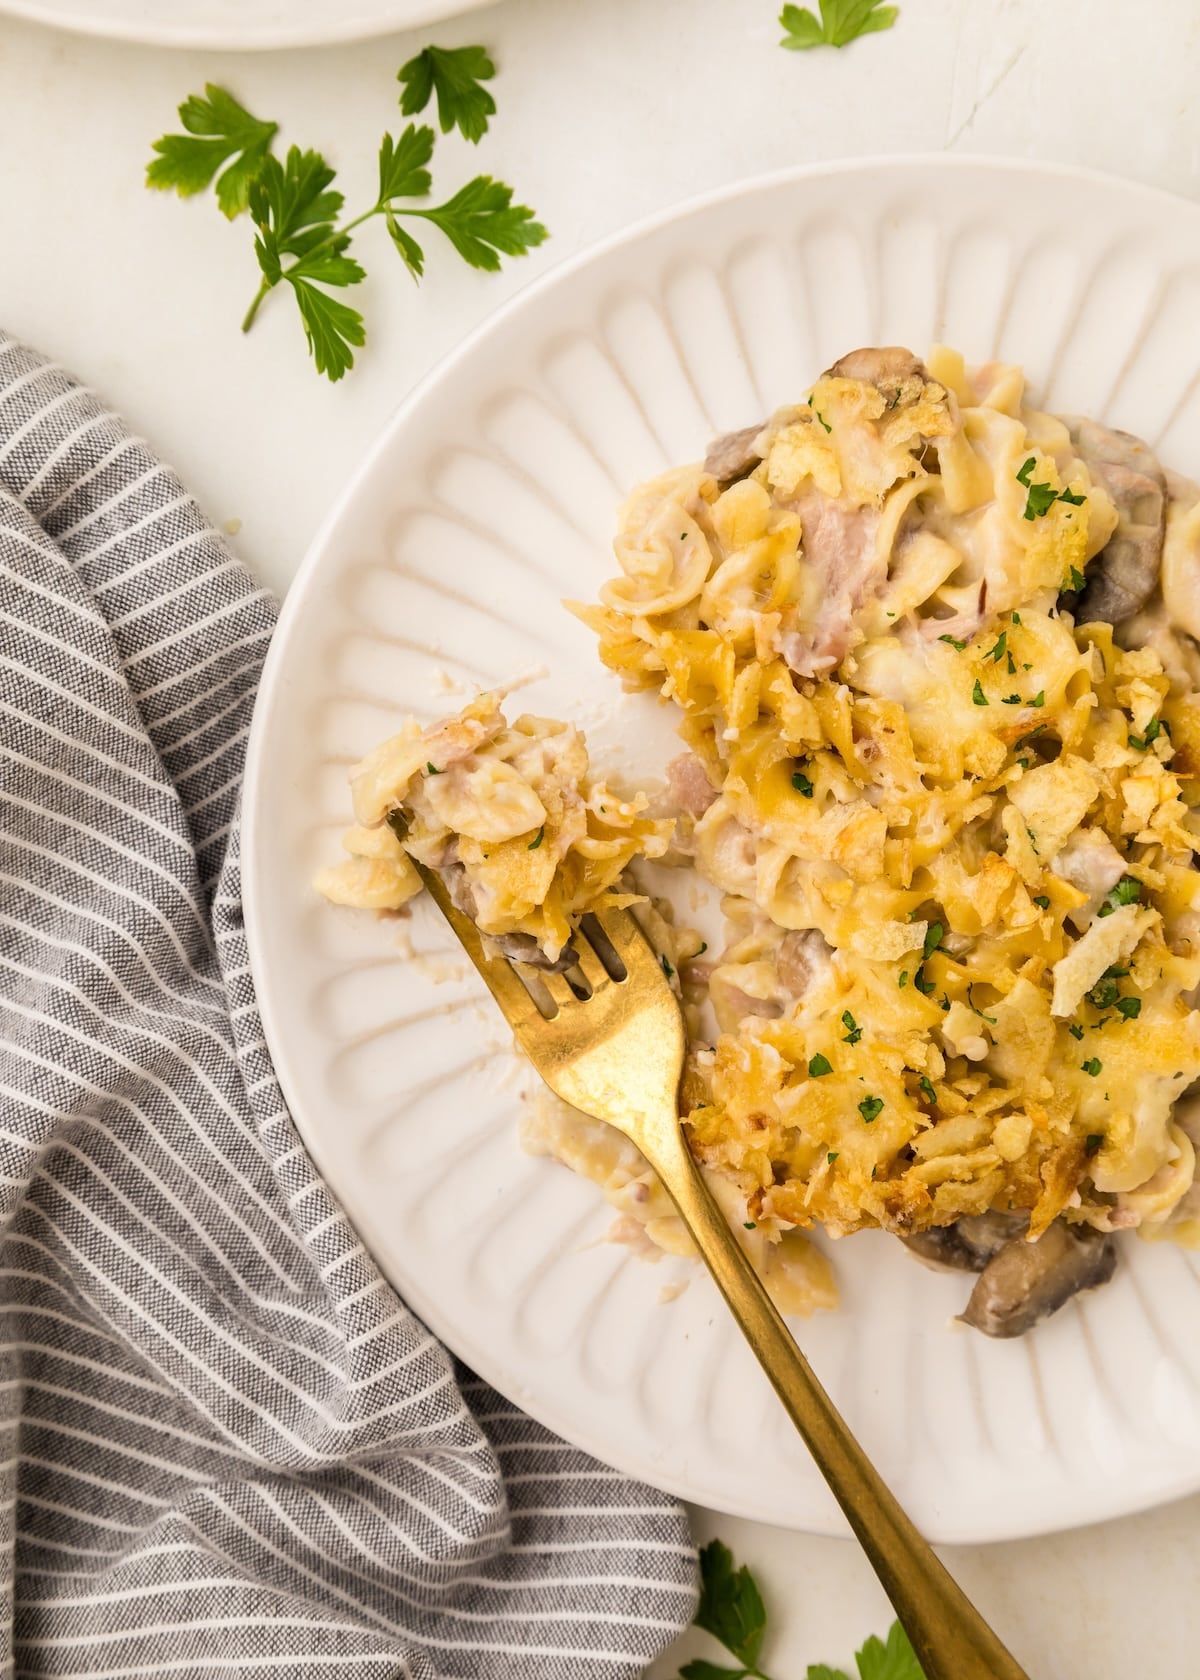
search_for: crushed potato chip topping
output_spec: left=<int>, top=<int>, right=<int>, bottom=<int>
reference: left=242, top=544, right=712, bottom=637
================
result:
left=576, top=346, right=1200, bottom=1245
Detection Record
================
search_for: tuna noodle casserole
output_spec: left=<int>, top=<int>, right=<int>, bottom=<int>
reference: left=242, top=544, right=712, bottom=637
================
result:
left=318, top=345, right=1200, bottom=1339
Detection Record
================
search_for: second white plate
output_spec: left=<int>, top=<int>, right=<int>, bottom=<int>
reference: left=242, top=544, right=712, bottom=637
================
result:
left=244, top=156, right=1200, bottom=1543
left=0, top=0, right=493, bottom=50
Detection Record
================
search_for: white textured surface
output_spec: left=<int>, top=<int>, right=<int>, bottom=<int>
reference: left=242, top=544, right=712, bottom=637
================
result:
left=4, top=2, right=1200, bottom=1674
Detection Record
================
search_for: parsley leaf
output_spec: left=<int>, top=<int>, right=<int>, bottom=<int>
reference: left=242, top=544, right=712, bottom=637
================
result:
left=680, top=1662, right=748, bottom=1680
left=660, top=954, right=674, bottom=980
left=1116, top=996, right=1142, bottom=1020
left=1097, top=876, right=1142, bottom=918
left=1065, top=564, right=1087, bottom=593
left=1032, top=894, right=1050, bottom=909
left=780, top=0, right=899, bottom=51
left=987, top=631, right=1007, bottom=663
left=248, top=149, right=366, bottom=381
left=1086, top=1133, right=1104, bottom=1156
left=528, top=826, right=545, bottom=850
left=1088, top=977, right=1120, bottom=1009
left=808, top=1053, right=833, bottom=1077
left=918, top=1075, right=937, bottom=1104
left=921, top=921, right=944, bottom=961
left=793, top=769, right=815, bottom=797
left=410, top=174, right=547, bottom=272
left=858, top=1096, right=884, bottom=1123
left=692, top=1541, right=767, bottom=1672
left=854, top=1622, right=925, bottom=1680
left=1023, top=480, right=1059, bottom=519
left=938, top=633, right=966, bottom=650
left=972, top=679, right=988, bottom=706
left=378, top=123, right=435, bottom=202
left=1069, top=1023, right=1085, bottom=1040
left=398, top=44, right=497, bottom=143
left=842, top=1010, right=863, bottom=1045
left=147, top=83, right=277, bottom=218
left=1129, top=715, right=1163, bottom=751
left=1082, top=1057, right=1102, bottom=1077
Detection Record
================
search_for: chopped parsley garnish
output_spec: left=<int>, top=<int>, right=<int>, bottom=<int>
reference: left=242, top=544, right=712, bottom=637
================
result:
left=939, top=633, right=966, bottom=650
left=1069, top=1023, right=1085, bottom=1040
left=1097, top=876, right=1142, bottom=918
left=808, top=1053, right=832, bottom=1078
left=898, top=970, right=909, bottom=989
left=914, top=968, right=936, bottom=996
left=425, top=761, right=442, bottom=774
left=1082, top=1057, right=1102, bottom=1077
left=743, top=1221, right=756, bottom=1229
left=987, top=631, right=1007, bottom=663
left=660, top=954, right=674, bottom=979
left=922, top=921, right=944, bottom=961
left=966, top=984, right=996, bottom=1024
left=1014, top=722, right=1048, bottom=752
left=972, top=679, right=988, bottom=706
left=696, top=941, right=707, bottom=955
left=815, top=409, right=832, bottom=433
left=1085, top=1133, right=1104, bottom=1156
left=1088, top=977, right=1120, bottom=1010
left=1016, top=456, right=1085, bottom=521
left=1129, top=715, right=1163, bottom=750
left=528, top=826, right=545, bottom=850
left=1033, top=894, right=1050, bottom=909
left=1011, top=611, right=1022, bottom=625
left=1030, top=690, right=1045, bottom=707
left=918, top=1075, right=937, bottom=1104
left=1116, top=996, right=1142, bottom=1020
left=841, top=1010, right=863, bottom=1045
left=780, top=0, right=899, bottom=51
left=1007, top=651, right=1017, bottom=675
left=827, top=1151, right=839, bottom=1165
left=1001, top=693, right=1021, bottom=704
left=792, top=768, right=815, bottom=797
left=1066, top=564, right=1087, bottom=593
left=858, top=1095, right=884, bottom=1123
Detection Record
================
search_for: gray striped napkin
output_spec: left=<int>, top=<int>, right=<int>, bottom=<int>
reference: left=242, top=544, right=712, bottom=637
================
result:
left=0, top=333, right=697, bottom=1679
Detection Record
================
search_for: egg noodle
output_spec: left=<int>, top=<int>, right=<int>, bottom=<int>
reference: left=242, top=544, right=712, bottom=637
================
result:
left=318, top=345, right=1200, bottom=1334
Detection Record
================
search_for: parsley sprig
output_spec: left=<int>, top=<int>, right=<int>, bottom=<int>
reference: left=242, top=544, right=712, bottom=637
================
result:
left=398, top=44, right=496, bottom=143
left=147, top=53, right=547, bottom=381
left=780, top=0, right=899, bottom=50
left=680, top=1540, right=926, bottom=1680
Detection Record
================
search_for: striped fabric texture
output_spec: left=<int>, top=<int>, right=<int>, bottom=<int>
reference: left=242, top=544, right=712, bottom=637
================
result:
left=0, top=333, right=697, bottom=1679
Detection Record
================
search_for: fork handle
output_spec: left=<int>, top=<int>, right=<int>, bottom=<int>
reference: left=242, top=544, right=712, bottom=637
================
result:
left=642, top=1115, right=1030, bottom=1680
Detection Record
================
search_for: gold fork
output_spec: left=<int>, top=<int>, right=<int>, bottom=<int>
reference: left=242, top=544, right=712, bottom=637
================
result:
left=413, top=862, right=1030, bottom=1680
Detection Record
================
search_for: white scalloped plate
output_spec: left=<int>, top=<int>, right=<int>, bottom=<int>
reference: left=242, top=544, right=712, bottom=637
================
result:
left=244, top=157, right=1200, bottom=1543
left=0, top=0, right=491, bottom=50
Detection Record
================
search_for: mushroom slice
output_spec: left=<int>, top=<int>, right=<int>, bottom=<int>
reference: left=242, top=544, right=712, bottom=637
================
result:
left=960, top=1219, right=1116, bottom=1339
left=824, top=346, right=927, bottom=386
left=1062, top=417, right=1167, bottom=624
left=901, top=1211, right=1027, bottom=1273
left=703, top=422, right=765, bottom=488
left=489, top=931, right=579, bottom=974
left=441, top=858, right=578, bottom=973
